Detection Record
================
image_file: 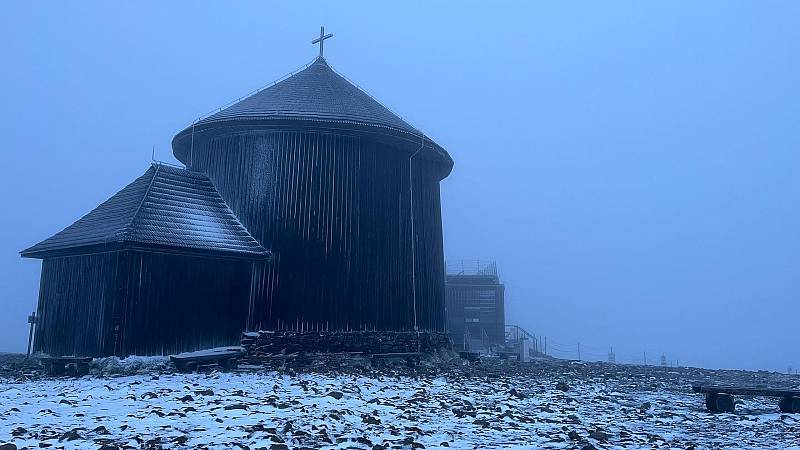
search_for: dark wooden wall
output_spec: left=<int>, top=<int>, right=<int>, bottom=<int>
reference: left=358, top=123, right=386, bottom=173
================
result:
left=112, top=249, right=254, bottom=356
left=191, top=129, right=446, bottom=332
left=34, top=249, right=257, bottom=357
left=33, top=126, right=448, bottom=357
left=34, top=252, right=118, bottom=356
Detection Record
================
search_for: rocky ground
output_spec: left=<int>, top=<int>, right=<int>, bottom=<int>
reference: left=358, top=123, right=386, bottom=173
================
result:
left=1, top=353, right=799, bottom=449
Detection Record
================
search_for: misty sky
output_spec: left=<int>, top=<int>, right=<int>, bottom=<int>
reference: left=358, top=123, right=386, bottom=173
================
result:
left=1, top=2, right=798, bottom=371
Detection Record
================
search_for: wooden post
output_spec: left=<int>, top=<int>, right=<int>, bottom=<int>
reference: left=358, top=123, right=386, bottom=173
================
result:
left=26, top=311, right=37, bottom=357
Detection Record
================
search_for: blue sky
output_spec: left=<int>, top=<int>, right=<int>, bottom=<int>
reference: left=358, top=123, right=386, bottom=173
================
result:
left=1, top=1, right=798, bottom=370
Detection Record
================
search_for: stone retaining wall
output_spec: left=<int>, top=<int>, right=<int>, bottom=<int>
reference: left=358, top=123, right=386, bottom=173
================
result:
left=241, top=330, right=452, bottom=356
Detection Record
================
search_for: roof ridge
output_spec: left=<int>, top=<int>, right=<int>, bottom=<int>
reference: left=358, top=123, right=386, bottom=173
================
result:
left=323, top=60, right=420, bottom=137
left=182, top=57, right=319, bottom=129
left=115, top=163, right=161, bottom=242
left=21, top=164, right=271, bottom=258
left=198, top=169, right=268, bottom=253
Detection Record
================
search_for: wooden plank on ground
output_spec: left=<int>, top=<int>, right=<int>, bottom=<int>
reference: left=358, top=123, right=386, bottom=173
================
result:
left=370, top=352, right=422, bottom=359
left=40, top=356, right=93, bottom=363
left=170, top=346, right=244, bottom=363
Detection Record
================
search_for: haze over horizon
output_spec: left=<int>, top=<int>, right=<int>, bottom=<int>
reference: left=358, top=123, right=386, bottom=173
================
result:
left=1, top=2, right=797, bottom=372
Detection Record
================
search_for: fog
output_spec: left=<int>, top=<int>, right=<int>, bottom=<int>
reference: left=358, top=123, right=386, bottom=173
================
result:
left=1, top=2, right=797, bottom=371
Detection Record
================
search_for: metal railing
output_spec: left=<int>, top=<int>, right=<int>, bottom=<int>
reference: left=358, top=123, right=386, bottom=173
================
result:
left=446, top=260, right=498, bottom=277
left=505, top=324, right=543, bottom=355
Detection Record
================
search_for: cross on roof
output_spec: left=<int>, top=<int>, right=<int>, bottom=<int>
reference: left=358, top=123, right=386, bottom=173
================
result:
left=311, top=26, right=333, bottom=58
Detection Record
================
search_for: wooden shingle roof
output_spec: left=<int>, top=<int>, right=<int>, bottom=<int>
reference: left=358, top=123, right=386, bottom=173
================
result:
left=21, top=164, right=269, bottom=259
left=201, top=57, right=419, bottom=134
left=171, top=57, right=454, bottom=178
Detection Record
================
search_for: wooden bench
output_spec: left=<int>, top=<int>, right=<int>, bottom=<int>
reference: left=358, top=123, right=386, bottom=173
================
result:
left=41, top=356, right=92, bottom=377
left=693, top=384, right=800, bottom=413
left=170, top=347, right=245, bottom=372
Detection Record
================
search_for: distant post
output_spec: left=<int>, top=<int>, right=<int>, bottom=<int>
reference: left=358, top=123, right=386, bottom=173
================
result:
left=26, top=311, right=37, bottom=357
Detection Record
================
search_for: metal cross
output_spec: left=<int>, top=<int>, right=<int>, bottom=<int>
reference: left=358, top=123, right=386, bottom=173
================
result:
left=311, top=26, right=333, bottom=57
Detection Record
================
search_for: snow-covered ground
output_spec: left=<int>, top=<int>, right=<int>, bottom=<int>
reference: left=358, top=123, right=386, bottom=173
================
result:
left=1, top=358, right=800, bottom=449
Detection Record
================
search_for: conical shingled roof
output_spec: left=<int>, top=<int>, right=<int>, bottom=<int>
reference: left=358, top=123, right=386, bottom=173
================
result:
left=21, top=164, right=269, bottom=259
left=200, top=57, right=419, bottom=134
left=172, top=57, right=453, bottom=176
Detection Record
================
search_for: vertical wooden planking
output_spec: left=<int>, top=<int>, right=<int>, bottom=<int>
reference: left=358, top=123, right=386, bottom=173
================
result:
left=190, top=128, right=448, bottom=333
left=34, top=252, right=118, bottom=356
left=35, top=126, right=448, bottom=357
left=118, top=250, right=253, bottom=356
left=34, top=248, right=262, bottom=356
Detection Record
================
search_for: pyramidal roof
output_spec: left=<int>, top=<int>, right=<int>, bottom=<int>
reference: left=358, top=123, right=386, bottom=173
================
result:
left=198, top=57, right=419, bottom=134
left=21, top=164, right=269, bottom=258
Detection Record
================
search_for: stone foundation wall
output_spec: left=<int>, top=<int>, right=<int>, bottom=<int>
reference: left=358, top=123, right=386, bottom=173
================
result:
left=241, top=330, right=452, bottom=356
